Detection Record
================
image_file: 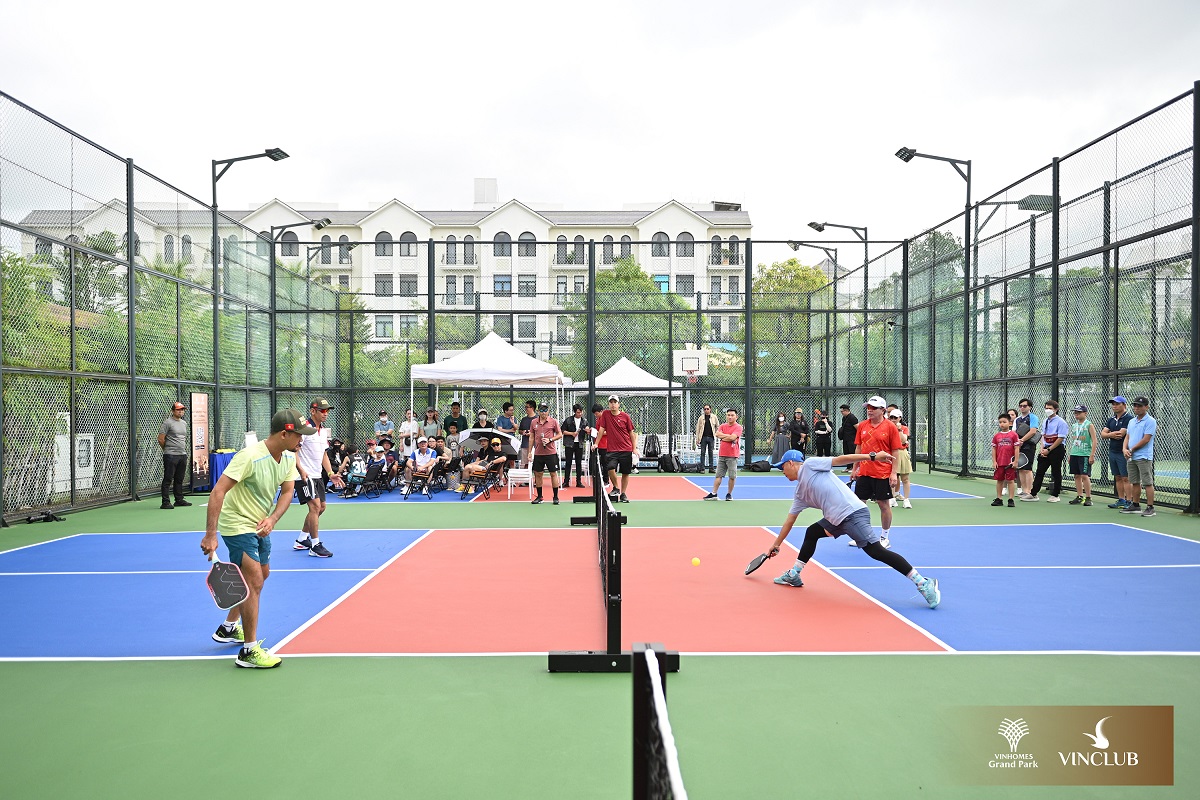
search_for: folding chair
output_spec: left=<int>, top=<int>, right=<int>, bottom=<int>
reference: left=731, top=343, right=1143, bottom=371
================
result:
left=506, top=466, right=533, bottom=500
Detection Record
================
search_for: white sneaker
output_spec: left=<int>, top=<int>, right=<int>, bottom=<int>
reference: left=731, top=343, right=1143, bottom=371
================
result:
left=847, top=539, right=861, bottom=547
left=902, top=498, right=912, bottom=509
left=879, top=534, right=891, bottom=549
left=888, top=497, right=897, bottom=508
left=1046, top=495, right=1060, bottom=503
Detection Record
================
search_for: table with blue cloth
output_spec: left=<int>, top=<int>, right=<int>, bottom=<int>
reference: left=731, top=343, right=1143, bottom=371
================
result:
left=194, top=451, right=235, bottom=492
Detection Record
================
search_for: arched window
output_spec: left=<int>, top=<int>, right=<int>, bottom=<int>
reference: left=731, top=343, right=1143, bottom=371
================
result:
left=556, top=235, right=568, bottom=264
left=163, top=234, right=175, bottom=262
left=34, top=237, right=52, bottom=261
left=677, top=232, right=694, bottom=258
left=728, top=235, right=740, bottom=265
left=225, top=234, right=240, bottom=265
left=256, top=232, right=269, bottom=258
left=399, top=231, right=418, bottom=257
left=375, top=231, right=393, bottom=257
left=339, top=235, right=352, bottom=264
left=620, top=235, right=632, bottom=259
left=281, top=231, right=299, bottom=257
left=181, top=235, right=193, bottom=264
left=121, top=232, right=142, bottom=258
left=464, top=235, right=476, bottom=265
left=494, top=231, right=511, bottom=257
left=518, top=231, right=536, bottom=257
left=573, top=235, right=585, bottom=265
left=445, top=235, right=458, bottom=265
left=710, top=236, right=722, bottom=265
left=602, top=235, right=614, bottom=264
left=320, top=234, right=332, bottom=265
left=652, top=232, right=669, bottom=258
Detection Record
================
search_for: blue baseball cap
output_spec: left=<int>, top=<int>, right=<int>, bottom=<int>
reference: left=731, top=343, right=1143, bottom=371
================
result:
left=1109, top=396, right=1127, bottom=405
left=771, top=449, right=806, bottom=469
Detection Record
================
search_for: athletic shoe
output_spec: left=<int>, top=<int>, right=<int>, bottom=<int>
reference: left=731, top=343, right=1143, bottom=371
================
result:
left=1046, top=495, right=1060, bottom=503
left=308, top=542, right=333, bottom=558
left=293, top=537, right=313, bottom=551
left=235, top=642, right=281, bottom=669
left=609, top=490, right=620, bottom=500
left=1083, top=499, right=1092, bottom=507
left=847, top=539, right=861, bottom=547
left=1007, top=499, right=1015, bottom=507
left=531, top=496, right=543, bottom=504
left=160, top=502, right=173, bottom=509
left=575, top=483, right=585, bottom=488
left=1107, top=500, right=1124, bottom=509
left=1020, top=494, right=1039, bottom=502
left=991, top=498, right=1003, bottom=506
left=902, top=498, right=912, bottom=509
left=703, top=493, right=718, bottom=500
left=1120, top=504, right=1142, bottom=514
left=879, top=534, right=891, bottom=549
left=1141, top=506, right=1156, bottom=517
left=725, top=493, right=732, bottom=501
left=917, top=577, right=941, bottom=609
left=888, top=497, right=897, bottom=508
left=552, top=497, right=560, bottom=505
left=1069, top=496, right=1083, bottom=505
left=212, top=622, right=244, bottom=644
left=619, top=493, right=629, bottom=503
left=173, top=499, right=193, bottom=507
left=773, top=570, right=804, bottom=587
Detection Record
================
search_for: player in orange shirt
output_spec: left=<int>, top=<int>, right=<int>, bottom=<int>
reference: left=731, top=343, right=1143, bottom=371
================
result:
left=850, top=395, right=904, bottom=548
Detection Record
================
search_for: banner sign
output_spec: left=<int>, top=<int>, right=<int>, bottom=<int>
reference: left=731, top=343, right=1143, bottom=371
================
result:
left=191, top=392, right=210, bottom=491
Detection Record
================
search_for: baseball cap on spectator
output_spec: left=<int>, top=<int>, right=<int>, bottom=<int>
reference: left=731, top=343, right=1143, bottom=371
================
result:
left=888, top=409, right=902, bottom=419
left=491, top=437, right=502, bottom=445
left=1072, top=404, right=1088, bottom=413
left=864, top=395, right=887, bottom=409
left=417, top=436, right=428, bottom=444
left=538, top=403, right=549, bottom=412
left=271, top=409, right=317, bottom=435
left=608, top=394, right=619, bottom=403
left=1109, top=396, right=1127, bottom=405
left=373, top=446, right=384, bottom=453
left=310, top=397, right=332, bottom=410
left=1131, top=396, right=1149, bottom=406
left=329, top=437, right=343, bottom=446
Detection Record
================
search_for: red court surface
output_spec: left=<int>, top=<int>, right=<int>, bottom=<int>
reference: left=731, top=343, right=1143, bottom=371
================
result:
left=474, top=476, right=707, bottom=502
left=280, top=527, right=944, bottom=654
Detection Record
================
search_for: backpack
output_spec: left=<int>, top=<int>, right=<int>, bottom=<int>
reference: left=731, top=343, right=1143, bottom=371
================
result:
left=749, top=460, right=773, bottom=472
left=1015, top=415, right=1041, bottom=446
left=642, top=434, right=662, bottom=459
left=658, top=454, right=680, bottom=473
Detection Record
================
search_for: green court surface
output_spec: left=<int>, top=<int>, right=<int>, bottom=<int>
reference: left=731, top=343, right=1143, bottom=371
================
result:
left=1, top=470, right=1197, bottom=799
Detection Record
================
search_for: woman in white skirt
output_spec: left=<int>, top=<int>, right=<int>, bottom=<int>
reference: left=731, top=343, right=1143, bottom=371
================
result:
left=888, top=409, right=914, bottom=508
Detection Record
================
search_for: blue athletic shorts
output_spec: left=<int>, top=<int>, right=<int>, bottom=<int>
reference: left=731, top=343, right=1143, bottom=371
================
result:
left=223, top=532, right=272, bottom=566
left=1108, top=452, right=1128, bottom=477
left=817, top=507, right=878, bottom=547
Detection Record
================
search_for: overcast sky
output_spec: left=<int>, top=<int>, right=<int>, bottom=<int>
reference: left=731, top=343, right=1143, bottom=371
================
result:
left=3, top=0, right=1197, bottom=248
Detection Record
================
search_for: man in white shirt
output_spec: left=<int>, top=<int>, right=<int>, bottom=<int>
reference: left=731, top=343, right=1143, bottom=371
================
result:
left=293, top=398, right=344, bottom=558
left=405, top=436, right=439, bottom=488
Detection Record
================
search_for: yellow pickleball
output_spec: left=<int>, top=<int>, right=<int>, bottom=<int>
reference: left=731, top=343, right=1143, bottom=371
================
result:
left=691, top=557, right=701, bottom=566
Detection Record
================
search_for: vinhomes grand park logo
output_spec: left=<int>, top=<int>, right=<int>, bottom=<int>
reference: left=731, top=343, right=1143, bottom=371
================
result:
left=950, top=706, right=1173, bottom=786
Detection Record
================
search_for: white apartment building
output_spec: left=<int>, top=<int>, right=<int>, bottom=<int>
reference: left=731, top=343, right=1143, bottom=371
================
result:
left=19, top=191, right=752, bottom=358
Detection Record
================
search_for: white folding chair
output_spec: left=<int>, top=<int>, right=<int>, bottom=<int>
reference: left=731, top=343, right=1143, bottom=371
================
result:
left=507, top=467, right=533, bottom=499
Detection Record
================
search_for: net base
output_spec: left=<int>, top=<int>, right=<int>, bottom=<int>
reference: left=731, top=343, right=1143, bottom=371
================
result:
left=548, top=650, right=680, bottom=674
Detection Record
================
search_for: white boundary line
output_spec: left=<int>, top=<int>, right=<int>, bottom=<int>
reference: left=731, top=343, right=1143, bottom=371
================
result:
left=5, top=649, right=1196, bottom=663
left=0, top=568, right=376, bottom=576
left=763, top=525, right=955, bottom=652
left=271, top=528, right=435, bottom=652
left=0, top=532, right=86, bottom=554
left=827, top=564, right=1200, bottom=570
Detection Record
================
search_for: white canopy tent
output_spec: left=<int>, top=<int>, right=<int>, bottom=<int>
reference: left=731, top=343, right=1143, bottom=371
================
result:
left=409, top=332, right=567, bottom=425
left=571, top=358, right=686, bottom=455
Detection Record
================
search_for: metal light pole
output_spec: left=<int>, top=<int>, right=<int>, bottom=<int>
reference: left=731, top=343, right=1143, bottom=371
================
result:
left=895, top=147, right=972, bottom=476
left=808, top=222, right=869, bottom=385
left=210, top=148, right=288, bottom=448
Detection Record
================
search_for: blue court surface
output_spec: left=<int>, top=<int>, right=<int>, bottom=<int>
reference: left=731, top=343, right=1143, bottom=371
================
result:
left=770, top=521, right=1200, bottom=653
left=0, top=529, right=428, bottom=659
left=686, top=473, right=978, bottom=500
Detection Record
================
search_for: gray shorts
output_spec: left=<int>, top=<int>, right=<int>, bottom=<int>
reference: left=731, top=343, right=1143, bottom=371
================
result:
left=818, top=507, right=878, bottom=547
left=1127, top=458, right=1154, bottom=486
left=715, top=456, right=738, bottom=480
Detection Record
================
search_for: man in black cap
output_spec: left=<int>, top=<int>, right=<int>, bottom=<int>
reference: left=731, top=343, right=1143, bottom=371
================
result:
left=157, top=400, right=193, bottom=509
left=529, top=403, right=563, bottom=504
left=294, top=397, right=343, bottom=558
left=201, top=409, right=314, bottom=669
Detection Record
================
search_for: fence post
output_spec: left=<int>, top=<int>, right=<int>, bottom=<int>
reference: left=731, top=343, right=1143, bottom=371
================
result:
left=587, top=240, right=597, bottom=416
left=1188, top=81, right=1200, bottom=515
left=427, top=238, right=436, bottom=410
left=744, top=239, right=754, bottom=463
left=959, top=176, right=973, bottom=477
left=127, top=158, right=138, bottom=502
left=1050, top=157, right=1061, bottom=407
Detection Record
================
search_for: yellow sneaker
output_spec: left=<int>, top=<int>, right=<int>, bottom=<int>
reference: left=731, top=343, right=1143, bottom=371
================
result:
left=235, top=641, right=282, bottom=669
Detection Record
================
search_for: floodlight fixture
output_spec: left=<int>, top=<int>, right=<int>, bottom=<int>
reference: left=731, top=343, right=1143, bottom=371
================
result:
left=1017, top=194, right=1055, bottom=212
left=265, top=148, right=289, bottom=161
left=807, top=222, right=825, bottom=232
left=895, top=147, right=917, bottom=162
left=314, top=218, right=332, bottom=229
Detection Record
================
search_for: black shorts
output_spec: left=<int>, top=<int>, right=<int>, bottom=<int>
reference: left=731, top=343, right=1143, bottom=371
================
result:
left=853, top=475, right=893, bottom=502
left=532, top=454, right=560, bottom=473
left=605, top=451, right=634, bottom=475
left=296, top=477, right=325, bottom=504
left=1019, top=442, right=1036, bottom=465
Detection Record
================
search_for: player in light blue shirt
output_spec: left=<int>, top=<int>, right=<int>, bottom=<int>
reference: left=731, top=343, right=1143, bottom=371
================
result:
left=762, top=451, right=941, bottom=608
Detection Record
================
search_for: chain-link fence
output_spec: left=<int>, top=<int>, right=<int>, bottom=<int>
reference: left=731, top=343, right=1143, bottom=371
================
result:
left=2, top=86, right=1197, bottom=519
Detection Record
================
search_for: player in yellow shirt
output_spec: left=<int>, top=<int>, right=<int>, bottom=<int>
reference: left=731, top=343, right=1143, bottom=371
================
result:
left=200, top=409, right=313, bottom=668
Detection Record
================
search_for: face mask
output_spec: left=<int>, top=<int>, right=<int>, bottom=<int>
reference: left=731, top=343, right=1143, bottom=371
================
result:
left=779, top=417, right=785, bottom=423
left=1044, top=409, right=1055, bottom=416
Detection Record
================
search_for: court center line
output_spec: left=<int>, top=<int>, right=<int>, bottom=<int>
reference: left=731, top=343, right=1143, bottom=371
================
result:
left=271, top=529, right=435, bottom=652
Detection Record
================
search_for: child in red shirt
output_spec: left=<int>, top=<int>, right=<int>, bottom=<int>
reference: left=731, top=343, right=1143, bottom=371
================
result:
left=992, top=414, right=1020, bottom=507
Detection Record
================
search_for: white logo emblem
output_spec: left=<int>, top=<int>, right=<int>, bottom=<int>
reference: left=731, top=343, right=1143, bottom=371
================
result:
left=1082, top=716, right=1112, bottom=750
left=998, top=718, right=1031, bottom=753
